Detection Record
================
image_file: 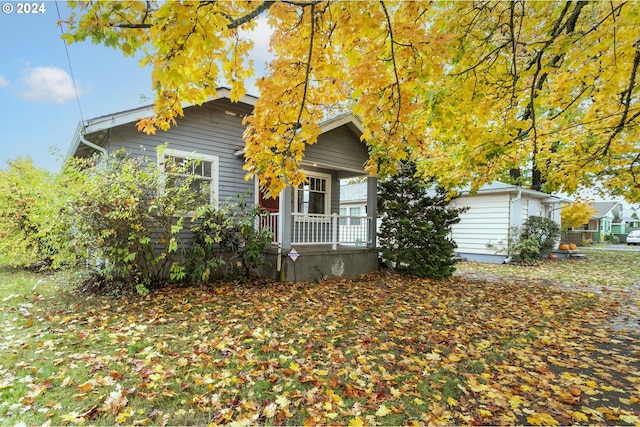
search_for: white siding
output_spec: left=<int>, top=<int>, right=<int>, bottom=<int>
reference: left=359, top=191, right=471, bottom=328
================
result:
left=451, top=193, right=511, bottom=256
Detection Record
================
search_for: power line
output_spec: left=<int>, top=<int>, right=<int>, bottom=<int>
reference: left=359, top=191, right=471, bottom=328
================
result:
left=55, top=1, right=85, bottom=125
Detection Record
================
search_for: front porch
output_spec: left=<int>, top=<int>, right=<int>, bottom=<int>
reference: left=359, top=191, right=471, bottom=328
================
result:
left=256, top=179, right=380, bottom=282
left=253, top=113, right=380, bottom=281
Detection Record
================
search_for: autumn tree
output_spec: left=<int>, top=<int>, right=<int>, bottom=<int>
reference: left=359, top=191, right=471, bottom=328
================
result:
left=63, top=1, right=640, bottom=202
left=561, top=200, right=598, bottom=230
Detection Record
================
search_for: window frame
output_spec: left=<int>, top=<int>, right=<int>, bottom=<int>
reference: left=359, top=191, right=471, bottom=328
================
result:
left=158, top=148, right=219, bottom=206
left=293, top=171, right=332, bottom=216
left=349, top=206, right=363, bottom=226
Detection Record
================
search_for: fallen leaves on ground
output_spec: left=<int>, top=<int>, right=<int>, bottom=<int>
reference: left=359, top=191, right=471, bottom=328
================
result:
left=1, top=268, right=639, bottom=425
left=455, top=248, right=640, bottom=288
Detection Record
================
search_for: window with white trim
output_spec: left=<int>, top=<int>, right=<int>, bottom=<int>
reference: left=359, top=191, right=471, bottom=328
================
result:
left=294, top=172, right=331, bottom=215
left=349, top=206, right=362, bottom=225
left=159, top=149, right=219, bottom=205
left=339, top=206, right=363, bottom=225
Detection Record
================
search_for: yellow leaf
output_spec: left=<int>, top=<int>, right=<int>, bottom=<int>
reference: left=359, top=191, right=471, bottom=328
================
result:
left=527, top=412, right=559, bottom=426
left=390, top=387, right=401, bottom=398
left=115, top=408, right=133, bottom=423
left=478, top=409, right=493, bottom=418
left=77, top=380, right=94, bottom=393
left=572, top=411, right=589, bottom=422
left=375, top=405, right=391, bottom=417
left=447, top=397, right=457, bottom=407
left=509, top=395, right=524, bottom=409
left=447, top=353, right=462, bottom=362
left=621, top=415, right=640, bottom=425
left=348, top=416, right=364, bottom=427
left=313, top=369, right=329, bottom=376
left=289, top=362, right=300, bottom=372
left=424, top=352, right=441, bottom=361
left=61, top=411, right=85, bottom=425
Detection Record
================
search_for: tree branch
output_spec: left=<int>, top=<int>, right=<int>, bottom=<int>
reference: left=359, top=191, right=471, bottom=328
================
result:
left=115, top=1, right=276, bottom=30
left=380, top=0, right=402, bottom=134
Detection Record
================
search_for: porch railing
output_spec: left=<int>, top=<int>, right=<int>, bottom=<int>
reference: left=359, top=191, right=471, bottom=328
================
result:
left=258, top=212, right=371, bottom=250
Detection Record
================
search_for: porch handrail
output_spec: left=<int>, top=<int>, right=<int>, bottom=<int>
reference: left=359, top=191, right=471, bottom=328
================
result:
left=259, top=212, right=371, bottom=249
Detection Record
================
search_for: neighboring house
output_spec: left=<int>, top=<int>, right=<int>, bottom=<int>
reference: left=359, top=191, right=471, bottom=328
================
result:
left=571, top=201, right=623, bottom=242
left=451, top=183, right=565, bottom=262
left=624, top=213, right=640, bottom=230
left=338, top=181, right=370, bottom=246
left=339, top=181, right=566, bottom=264
left=67, top=88, right=378, bottom=282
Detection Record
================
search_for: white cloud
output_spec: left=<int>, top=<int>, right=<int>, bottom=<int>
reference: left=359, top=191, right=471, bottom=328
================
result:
left=0, top=75, right=9, bottom=88
left=20, top=66, right=90, bottom=103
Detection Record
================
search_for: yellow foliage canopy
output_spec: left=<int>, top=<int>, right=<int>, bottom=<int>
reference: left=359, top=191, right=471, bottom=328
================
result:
left=560, top=201, right=598, bottom=229
left=63, top=1, right=640, bottom=201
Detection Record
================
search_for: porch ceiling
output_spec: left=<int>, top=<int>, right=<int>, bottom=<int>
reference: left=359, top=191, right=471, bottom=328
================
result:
left=300, top=160, right=370, bottom=179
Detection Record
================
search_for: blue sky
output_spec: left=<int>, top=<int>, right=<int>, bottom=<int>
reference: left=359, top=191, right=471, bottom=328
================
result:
left=0, top=2, right=154, bottom=171
left=0, top=1, right=269, bottom=172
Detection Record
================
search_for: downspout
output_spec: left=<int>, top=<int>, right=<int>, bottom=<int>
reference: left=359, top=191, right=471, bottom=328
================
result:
left=79, top=134, right=107, bottom=155
left=505, top=190, right=522, bottom=264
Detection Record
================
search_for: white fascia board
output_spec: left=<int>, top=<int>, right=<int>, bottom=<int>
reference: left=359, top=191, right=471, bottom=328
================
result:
left=66, top=121, right=85, bottom=160
left=233, top=113, right=364, bottom=159
left=319, top=113, right=364, bottom=135
left=460, top=184, right=567, bottom=202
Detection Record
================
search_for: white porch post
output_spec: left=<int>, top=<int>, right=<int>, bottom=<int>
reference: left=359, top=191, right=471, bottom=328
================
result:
left=331, top=213, right=338, bottom=250
left=367, top=176, right=378, bottom=248
left=279, top=186, right=292, bottom=249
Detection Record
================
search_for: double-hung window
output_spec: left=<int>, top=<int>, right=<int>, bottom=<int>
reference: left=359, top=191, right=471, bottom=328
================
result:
left=339, top=206, right=363, bottom=225
left=294, top=172, right=331, bottom=215
left=159, top=148, right=219, bottom=206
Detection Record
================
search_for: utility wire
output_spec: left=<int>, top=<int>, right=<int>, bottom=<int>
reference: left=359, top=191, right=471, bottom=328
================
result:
left=55, top=0, right=85, bottom=125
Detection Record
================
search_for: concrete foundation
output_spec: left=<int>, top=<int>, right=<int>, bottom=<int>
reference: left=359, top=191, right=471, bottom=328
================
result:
left=258, top=245, right=379, bottom=282
left=455, top=252, right=508, bottom=264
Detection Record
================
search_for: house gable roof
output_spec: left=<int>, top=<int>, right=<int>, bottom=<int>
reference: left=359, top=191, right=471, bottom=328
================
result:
left=590, top=201, right=620, bottom=219
left=67, top=88, right=365, bottom=162
left=67, top=87, right=258, bottom=160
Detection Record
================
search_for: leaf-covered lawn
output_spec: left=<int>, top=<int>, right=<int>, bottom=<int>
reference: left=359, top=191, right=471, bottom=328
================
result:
left=1, top=266, right=639, bottom=426
left=455, top=248, right=640, bottom=288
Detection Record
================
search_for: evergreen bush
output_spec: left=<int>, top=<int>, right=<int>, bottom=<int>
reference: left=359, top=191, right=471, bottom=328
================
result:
left=378, top=162, right=465, bottom=279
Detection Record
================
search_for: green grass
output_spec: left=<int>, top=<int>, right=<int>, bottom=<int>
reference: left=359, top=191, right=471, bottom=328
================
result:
left=1, top=264, right=639, bottom=426
left=456, top=248, right=640, bottom=287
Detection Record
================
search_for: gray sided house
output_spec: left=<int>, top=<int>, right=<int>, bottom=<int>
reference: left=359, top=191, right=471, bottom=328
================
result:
left=67, top=88, right=378, bottom=282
